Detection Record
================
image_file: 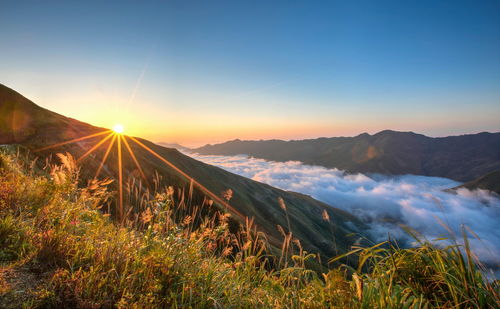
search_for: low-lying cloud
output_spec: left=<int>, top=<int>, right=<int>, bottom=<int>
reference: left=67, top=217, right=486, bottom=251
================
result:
left=188, top=152, right=500, bottom=269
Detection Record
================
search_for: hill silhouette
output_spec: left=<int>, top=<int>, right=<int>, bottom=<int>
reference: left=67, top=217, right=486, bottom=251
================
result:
left=194, top=130, right=500, bottom=182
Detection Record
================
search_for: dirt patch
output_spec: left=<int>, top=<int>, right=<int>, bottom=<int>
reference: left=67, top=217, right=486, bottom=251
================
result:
left=0, top=263, right=51, bottom=308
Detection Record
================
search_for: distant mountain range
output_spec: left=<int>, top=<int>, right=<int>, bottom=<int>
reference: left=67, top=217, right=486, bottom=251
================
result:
left=194, top=131, right=500, bottom=183
left=0, top=83, right=365, bottom=261
left=157, top=142, right=190, bottom=152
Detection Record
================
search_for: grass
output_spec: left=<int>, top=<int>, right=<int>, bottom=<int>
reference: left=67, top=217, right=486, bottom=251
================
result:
left=0, top=149, right=498, bottom=308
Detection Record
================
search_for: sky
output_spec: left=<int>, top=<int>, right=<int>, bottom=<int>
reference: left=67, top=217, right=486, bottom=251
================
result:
left=1, top=0, right=499, bottom=147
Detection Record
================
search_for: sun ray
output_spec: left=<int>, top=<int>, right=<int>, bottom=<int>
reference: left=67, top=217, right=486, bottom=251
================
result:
left=76, top=132, right=114, bottom=162
left=33, top=125, right=245, bottom=222
left=122, top=135, right=147, bottom=182
left=94, top=134, right=117, bottom=179
left=117, top=133, right=124, bottom=223
left=34, top=130, right=111, bottom=152
left=128, top=136, right=245, bottom=220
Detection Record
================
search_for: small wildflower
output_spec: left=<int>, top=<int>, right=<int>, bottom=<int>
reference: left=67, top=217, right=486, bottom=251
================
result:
left=166, top=186, right=174, bottom=197
left=221, top=189, right=233, bottom=201
left=293, top=238, right=301, bottom=248
left=141, top=208, right=153, bottom=224
left=322, top=209, right=330, bottom=222
left=183, top=215, right=192, bottom=225
left=222, top=246, right=232, bottom=257
left=206, top=241, right=216, bottom=252
left=242, top=240, right=252, bottom=251
left=278, top=197, right=286, bottom=211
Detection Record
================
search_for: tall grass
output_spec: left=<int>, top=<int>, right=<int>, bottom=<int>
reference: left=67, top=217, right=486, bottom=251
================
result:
left=0, top=149, right=498, bottom=308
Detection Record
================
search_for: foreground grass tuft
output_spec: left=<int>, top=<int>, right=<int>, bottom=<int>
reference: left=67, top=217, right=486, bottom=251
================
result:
left=0, top=150, right=498, bottom=308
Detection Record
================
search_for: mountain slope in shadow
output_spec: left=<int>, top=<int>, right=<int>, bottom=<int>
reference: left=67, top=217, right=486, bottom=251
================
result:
left=194, top=131, right=500, bottom=182
left=0, top=83, right=366, bottom=261
left=452, top=171, right=500, bottom=195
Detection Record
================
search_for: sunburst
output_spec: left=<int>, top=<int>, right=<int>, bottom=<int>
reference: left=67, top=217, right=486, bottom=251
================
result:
left=34, top=126, right=244, bottom=223
left=113, top=124, right=125, bottom=134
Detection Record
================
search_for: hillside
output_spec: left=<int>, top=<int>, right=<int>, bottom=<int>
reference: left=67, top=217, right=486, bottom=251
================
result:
left=454, top=171, right=500, bottom=194
left=1, top=150, right=497, bottom=307
left=194, top=131, right=500, bottom=182
left=0, top=83, right=365, bottom=261
left=157, top=142, right=190, bottom=152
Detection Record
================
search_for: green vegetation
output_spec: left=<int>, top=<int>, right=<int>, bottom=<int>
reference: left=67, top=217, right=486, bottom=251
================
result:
left=0, top=150, right=498, bottom=308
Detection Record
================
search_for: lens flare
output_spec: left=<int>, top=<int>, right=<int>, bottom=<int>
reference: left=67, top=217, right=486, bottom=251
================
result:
left=113, top=124, right=124, bottom=134
left=32, top=122, right=243, bottom=223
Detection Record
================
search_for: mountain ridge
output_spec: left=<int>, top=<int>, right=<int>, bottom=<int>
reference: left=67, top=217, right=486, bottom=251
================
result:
left=199, top=129, right=495, bottom=148
left=194, top=130, right=500, bottom=182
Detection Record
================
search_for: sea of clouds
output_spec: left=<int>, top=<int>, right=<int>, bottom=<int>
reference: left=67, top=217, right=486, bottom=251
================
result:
left=187, top=152, right=500, bottom=269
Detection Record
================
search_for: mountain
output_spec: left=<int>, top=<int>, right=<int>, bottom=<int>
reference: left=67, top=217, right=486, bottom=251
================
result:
left=157, top=142, right=190, bottom=152
left=453, top=171, right=500, bottom=194
left=194, top=131, right=500, bottom=182
left=0, top=83, right=366, bottom=261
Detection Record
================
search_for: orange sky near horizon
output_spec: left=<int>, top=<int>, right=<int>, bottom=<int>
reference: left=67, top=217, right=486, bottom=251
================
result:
left=1, top=77, right=496, bottom=148
left=29, top=90, right=496, bottom=148
left=0, top=80, right=489, bottom=148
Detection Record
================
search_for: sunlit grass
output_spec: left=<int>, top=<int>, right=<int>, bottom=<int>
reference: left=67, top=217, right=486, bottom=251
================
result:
left=0, top=149, right=498, bottom=308
left=31, top=128, right=245, bottom=224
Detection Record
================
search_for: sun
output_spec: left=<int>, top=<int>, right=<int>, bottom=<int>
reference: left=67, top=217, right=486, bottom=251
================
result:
left=112, top=124, right=125, bottom=134
left=34, top=121, right=243, bottom=223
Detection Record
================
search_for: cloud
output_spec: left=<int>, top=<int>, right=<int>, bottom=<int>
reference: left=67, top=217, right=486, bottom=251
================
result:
left=188, top=152, right=500, bottom=270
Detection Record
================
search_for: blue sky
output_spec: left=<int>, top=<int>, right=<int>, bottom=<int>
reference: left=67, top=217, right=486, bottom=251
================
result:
left=1, top=0, right=499, bottom=145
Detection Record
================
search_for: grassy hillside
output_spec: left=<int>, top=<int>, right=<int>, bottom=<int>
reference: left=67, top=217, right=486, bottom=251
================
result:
left=0, top=83, right=365, bottom=263
left=194, top=130, right=500, bottom=182
left=0, top=150, right=498, bottom=308
left=454, top=171, right=500, bottom=195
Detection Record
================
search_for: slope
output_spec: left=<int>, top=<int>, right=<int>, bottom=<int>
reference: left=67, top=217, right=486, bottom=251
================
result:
left=453, top=171, right=500, bottom=194
left=0, top=83, right=365, bottom=260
